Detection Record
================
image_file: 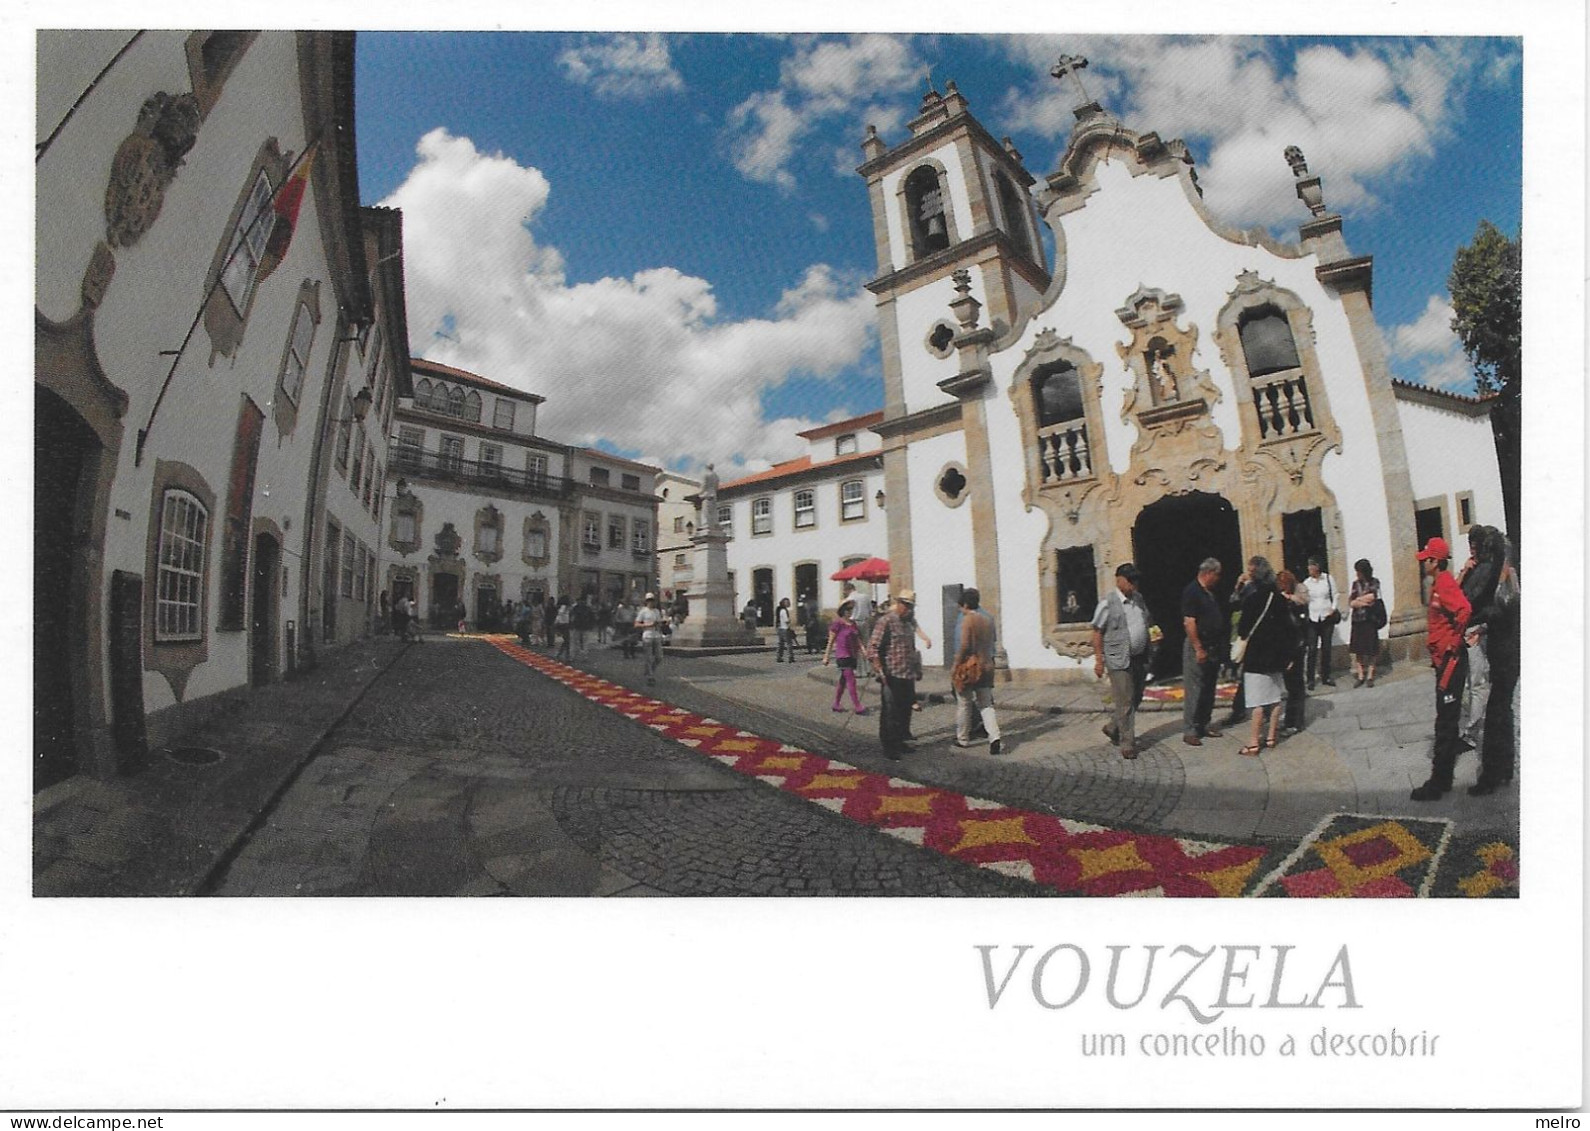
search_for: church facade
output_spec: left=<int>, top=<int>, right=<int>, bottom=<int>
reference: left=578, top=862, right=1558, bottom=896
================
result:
left=859, top=72, right=1503, bottom=676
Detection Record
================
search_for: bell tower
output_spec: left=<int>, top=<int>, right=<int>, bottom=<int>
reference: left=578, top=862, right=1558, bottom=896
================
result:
left=858, top=79, right=1049, bottom=419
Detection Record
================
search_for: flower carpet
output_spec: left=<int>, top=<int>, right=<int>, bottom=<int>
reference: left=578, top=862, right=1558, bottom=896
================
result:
left=485, top=638, right=1516, bottom=898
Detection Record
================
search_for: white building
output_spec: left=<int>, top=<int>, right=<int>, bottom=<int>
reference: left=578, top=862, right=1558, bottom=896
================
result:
left=35, top=31, right=395, bottom=784
left=858, top=77, right=1503, bottom=676
left=718, top=411, right=887, bottom=626
left=655, top=470, right=702, bottom=601
left=387, top=358, right=568, bottom=627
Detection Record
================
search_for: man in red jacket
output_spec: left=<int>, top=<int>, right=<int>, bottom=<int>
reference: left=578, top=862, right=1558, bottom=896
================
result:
left=1411, top=537, right=1473, bottom=801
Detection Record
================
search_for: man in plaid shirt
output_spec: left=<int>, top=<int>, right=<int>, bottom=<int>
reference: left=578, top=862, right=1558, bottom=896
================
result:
left=868, top=590, right=923, bottom=760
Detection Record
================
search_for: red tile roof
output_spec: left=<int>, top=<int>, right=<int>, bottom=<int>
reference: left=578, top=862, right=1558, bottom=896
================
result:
left=410, top=357, right=545, bottom=403
left=796, top=410, right=885, bottom=441
left=720, top=449, right=879, bottom=491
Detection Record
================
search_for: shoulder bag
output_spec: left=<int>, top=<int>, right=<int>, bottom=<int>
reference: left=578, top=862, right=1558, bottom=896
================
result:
left=1231, top=592, right=1274, bottom=667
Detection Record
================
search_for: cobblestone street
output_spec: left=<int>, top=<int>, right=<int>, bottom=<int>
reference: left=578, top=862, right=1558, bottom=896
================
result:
left=207, top=633, right=1520, bottom=899
left=212, top=637, right=1028, bottom=896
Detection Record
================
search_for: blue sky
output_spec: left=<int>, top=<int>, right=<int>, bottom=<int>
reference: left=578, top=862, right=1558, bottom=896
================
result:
left=354, top=32, right=1521, bottom=474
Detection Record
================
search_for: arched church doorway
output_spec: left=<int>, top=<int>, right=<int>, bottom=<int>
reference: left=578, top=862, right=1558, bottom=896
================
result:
left=35, top=385, right=97, bottom=789
left=1131, top=491, right=1243, bottom=680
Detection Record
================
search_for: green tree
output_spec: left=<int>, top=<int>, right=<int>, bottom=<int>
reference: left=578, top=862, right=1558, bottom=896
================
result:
left=1447, top=220, right=1521, bottom=550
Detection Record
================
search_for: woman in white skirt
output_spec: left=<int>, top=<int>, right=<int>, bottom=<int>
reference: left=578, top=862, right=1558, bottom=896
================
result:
left=1234, top=556, right=1300, bottom=756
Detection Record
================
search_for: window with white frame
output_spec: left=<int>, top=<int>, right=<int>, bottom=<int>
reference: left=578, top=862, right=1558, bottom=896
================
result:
left=281, top=300, right=315, bottom=403
left=220, top=169, right=274, bottom=311
left=751, top=496, right=772, bottom=535
left=841, top=480, right=865, bottom=521
left=621, top=473, right=640, bottom=491
left=674, top=553, right=688, bottom=568
left=479, top=442, right=504, bottom=478
left=608, top=515, right=626, bottom=549
left=395, top=510, right=417, bottom=544
left=397, top=426, right=423, bottom=465
left=718, top=505, right=732, bottom=539
left=582, top=513, right=601, bottom=550
left=835, top=433, right=858, bottom=456
left=155, top=490, right=208, bottom=641
left=589, top=466, right=611, bottom=487
left=493, top=398, right=516, bottom=430
left=439, top=435, right=464, bottom=473
left=524, top=526, right=547, bottom=559
left=477, top=519, right=500, bottom=556
left=793, top=489, right=816, bottom=529
left=526, top=451, right=548, bottom=485
left=673, top=516, right=685, bottom=533
left=334, top=398, right=352, bottom=468
left=632, top=520, right=649, bottom=553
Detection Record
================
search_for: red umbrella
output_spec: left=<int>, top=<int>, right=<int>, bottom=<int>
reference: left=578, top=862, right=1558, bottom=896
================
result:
left=832, top=557, right=890, bottom=582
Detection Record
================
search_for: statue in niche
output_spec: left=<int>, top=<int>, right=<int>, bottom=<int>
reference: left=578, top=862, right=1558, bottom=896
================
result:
left=1146, top=339, right=1178, bottom=403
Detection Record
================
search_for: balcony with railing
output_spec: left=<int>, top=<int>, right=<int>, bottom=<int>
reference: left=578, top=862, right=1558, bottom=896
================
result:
left=391, top=448, right=575, bottom=499
left=1036, top=418, right=1094, bottom=484
left=1250, top=371, right=1316, bottom=440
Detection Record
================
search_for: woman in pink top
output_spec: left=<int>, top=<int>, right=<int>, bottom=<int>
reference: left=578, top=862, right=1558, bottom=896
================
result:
left=822, top=601, right=867, bottom=714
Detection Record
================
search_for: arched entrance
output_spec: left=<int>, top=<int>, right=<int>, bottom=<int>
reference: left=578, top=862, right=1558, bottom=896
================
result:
left=752, top=568, right=774, bottom=626
left=1131, top=491, right=1242, bottom=680
left=250, top=532, right=281, bottom=686
left=35, top=385, right=97, bottom=788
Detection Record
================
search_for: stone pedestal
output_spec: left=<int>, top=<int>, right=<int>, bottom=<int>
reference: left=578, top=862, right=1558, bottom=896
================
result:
left=670, top=531, right=762, bottom=651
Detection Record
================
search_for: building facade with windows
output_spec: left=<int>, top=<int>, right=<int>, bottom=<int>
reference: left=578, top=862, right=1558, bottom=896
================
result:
left=35, top=31, right=388, bottom=785
left=718, top=412, right=887, bottom=627
left=567, top=448, right=662, bottom=608
left=859, top=78, right=1503, bottom=675
left=654, top=471, right=702, bottom=601
left=387, top=358, right=571, bottom=627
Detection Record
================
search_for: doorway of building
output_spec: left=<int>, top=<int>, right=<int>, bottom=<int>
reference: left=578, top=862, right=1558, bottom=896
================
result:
left=431, top=572, right=459, bottom=628
left=476, top=585, right=498, bottom=630
left=1282, top=508, right=1327, bottom=580
left=792, top=563, right=818, bottom=620
left=940, top=583, right=963, bottom=668
left=753, top=568, right=774, bottom=626
left=250, top=533, right=280, bottom=686
left=1131, top=491, right=1243, bottom=680
left=35, top=385, right=96, bottom=789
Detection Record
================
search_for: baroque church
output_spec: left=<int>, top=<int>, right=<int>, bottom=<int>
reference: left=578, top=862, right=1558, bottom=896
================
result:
left=859, top=61, right=1503, bottom=678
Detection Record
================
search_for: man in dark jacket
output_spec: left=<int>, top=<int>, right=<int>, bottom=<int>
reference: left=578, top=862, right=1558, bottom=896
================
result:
left=1180, top=558, right=1227, bottom=746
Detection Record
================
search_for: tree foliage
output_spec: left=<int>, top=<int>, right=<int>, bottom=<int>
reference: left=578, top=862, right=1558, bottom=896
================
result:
left=1447, top=219, right=1521, bottom=396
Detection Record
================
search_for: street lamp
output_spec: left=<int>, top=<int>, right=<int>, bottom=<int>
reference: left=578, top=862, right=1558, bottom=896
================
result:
left=336, top=386, right=373, bottom=425
left=875, top=488, right=886, bottom=509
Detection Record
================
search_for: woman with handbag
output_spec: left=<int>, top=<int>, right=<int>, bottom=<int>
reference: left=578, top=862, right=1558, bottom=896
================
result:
left=1347, top=558, right=1385, bottom=687
left=1234, top=557, right=1297, bottom=756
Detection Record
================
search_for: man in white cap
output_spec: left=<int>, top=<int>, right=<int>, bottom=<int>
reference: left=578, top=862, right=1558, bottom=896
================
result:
left=866, top=589, right=924, bottom=760
left=635, top=592, right=668, bottom=686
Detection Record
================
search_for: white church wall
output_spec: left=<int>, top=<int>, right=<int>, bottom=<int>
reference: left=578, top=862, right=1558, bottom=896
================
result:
left=1397, top=398, right=1507, bottom=539
left=893, top=274, right=972, bottom=413
left=904, top=430, right=974, bottom=667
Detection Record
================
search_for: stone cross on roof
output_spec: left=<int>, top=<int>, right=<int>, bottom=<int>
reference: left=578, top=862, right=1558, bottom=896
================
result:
left=1050, top=53, right=1092, bottom=108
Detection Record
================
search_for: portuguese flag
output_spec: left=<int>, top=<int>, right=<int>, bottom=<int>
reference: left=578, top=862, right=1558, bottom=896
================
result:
left=257, top=141, right=318, bottom=280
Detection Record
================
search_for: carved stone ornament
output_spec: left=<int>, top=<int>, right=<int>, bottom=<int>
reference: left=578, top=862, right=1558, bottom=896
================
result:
left=81, top=242, right=116, bottom=309
left=434, top=522, right=462, bottom=557
left=104, top=92, right=202, bottom=249
left=1114, top=287, right=1223, bottom=434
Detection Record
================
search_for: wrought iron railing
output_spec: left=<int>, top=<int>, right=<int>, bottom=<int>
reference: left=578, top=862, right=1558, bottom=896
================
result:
left=391, top=449, right=576, bottom=498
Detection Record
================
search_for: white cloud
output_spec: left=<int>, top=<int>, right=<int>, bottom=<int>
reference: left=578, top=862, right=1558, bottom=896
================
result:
left=725, top=34, right=925, bottom=190
left=382, top=129, right=876, bottom=475
left=991, top=36, right=1502, bottom=230
left=1385, top=294, right=1474, bottom=390
left=557, top=33, right=683, bottom=99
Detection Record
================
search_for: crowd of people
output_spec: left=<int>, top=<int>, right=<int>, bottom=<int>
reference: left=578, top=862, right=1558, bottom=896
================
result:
left=811, top=529, right=1517, bottom=799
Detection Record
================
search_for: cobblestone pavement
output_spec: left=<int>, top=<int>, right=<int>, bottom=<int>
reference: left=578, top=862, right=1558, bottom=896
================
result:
left=212, top=638, right=1029, bottom=897
left=210, top=634, right=1519, bottom=899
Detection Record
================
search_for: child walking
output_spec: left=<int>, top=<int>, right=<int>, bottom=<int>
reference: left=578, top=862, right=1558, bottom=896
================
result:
left=822, top=601, right=867, bottom=714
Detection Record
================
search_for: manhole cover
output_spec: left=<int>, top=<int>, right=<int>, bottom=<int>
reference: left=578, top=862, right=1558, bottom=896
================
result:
left=164, top=746, right=224, bottom=766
